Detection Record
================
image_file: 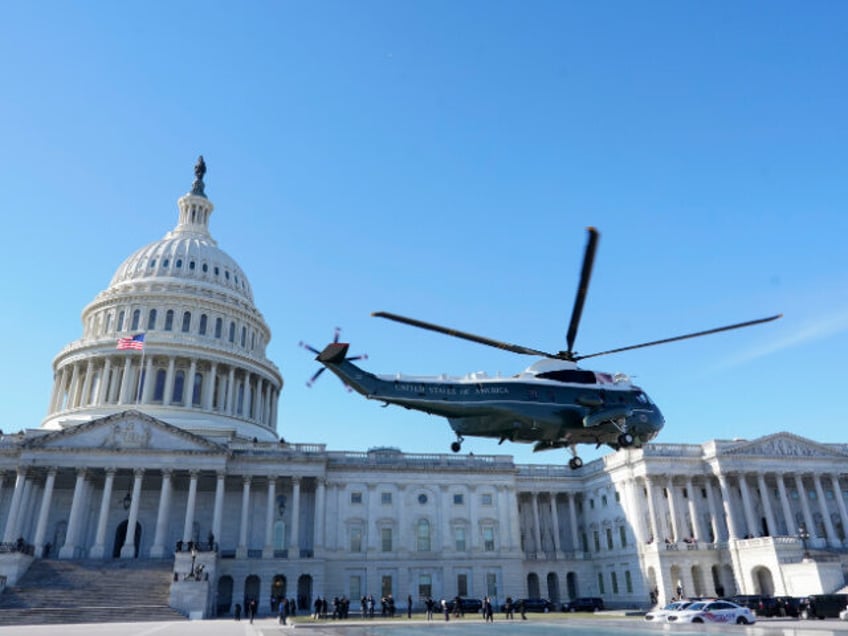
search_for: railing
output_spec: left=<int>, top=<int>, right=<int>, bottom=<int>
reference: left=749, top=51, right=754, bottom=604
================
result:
left=0, top=541, right=34, bottom=556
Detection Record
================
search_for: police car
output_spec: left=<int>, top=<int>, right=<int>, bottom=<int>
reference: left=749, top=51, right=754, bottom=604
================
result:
left=666, top=600, right=756, bottom=624
left=644, top=600, right=693, bottom=621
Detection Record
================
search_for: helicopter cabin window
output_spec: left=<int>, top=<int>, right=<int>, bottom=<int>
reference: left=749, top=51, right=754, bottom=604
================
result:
left=536, top=369, right=598, bottom=384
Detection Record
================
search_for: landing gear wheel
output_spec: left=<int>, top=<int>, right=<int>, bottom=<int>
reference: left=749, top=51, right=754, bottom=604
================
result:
left=618, top=433, right=635, bottom=448
left=568, top=457, right=583, bottom=470
left=450, top=441, right=462, bottom=453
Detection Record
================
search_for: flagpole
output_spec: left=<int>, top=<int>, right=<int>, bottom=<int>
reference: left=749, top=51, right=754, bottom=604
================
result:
left=136, top=334, right=147, bottom=405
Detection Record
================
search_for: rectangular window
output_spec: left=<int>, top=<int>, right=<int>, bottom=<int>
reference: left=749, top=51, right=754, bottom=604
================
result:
left=381, top=492, right=392, bottom=505
left=606, top=528, right=614, bottom=550
left=483, top=527, right=495, bottom=552
left=350, top=527, right=362, bottom=553
left=611, top=571, right=619, bottom=594
left=597, top=572, right=605, bottom=595
left=350, top=575, right=361, bottom=601
left=619, top=525, right=628, bottom=548
left=381, top=527, right=392, bottom=552
left=453, top=493, right=464, bottom=505
left=351, top=491, right=362, bottom=504
left=481, top=493, right=493, bottom=505
left=455, top=527, right=466, bottom=552
left=625, top=570, right=633, bottom=593
left=418, top=574, right=432, bottom=599
left=593, top=530, right=600, bottom=552
left=457, top=573, right=468, bottom=597
left=381, top=575, right=392, bottom=599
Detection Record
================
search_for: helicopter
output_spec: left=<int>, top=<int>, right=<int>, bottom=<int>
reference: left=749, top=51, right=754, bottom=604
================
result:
left=304, top=227, right=781, bottom=469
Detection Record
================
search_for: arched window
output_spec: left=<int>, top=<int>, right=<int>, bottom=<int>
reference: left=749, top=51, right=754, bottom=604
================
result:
left=131, top=309, right=140, bottom=331
left=241, top=326, right=246, bottom=347
left=215, top=318, right=223, bottom=339
left=148, top=309, right=157, bottom=330
left=164, top=310, right=174, bottom=331
left=199, top=314, right=208, bottom=336
left=417, top=519, right=431, bottom=552
left=104, top=313, right=112, bottom=334
left=237, top=382, right=244, bottom=415
left=182, top=311, right=191, bottom=333
left=228, top=322, right=236, bottom=343
left=192, top=372, right=202, bottom=406
left=117, top=310, right=125, bottom=332
left=154, top=369, right=167, bottom=402
left=173, top=370, right=185, bottom=404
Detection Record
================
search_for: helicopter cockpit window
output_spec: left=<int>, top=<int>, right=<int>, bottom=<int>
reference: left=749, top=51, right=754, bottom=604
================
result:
left=536, top=369, right=598, bottom=384
left=635, top=392, right=650, bottom=404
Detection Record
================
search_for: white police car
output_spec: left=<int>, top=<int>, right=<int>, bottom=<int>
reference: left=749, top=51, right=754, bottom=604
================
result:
left=644, top=600, right=693, bottom=621
left=666, top=600, right=756, bottom=625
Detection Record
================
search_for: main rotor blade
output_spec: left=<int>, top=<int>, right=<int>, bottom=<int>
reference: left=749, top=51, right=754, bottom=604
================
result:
left=372, top=311, right=556, bottom=358
left=573, top=314, right=783, bottom=361
left=565, top=227, right=600, bottom=356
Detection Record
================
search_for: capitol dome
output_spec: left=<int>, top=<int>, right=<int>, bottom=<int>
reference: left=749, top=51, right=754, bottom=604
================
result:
left=43, top=158, right=283, bottom=441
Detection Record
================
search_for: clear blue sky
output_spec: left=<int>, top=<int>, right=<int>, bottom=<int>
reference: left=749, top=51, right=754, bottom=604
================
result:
left=1, top=2, right=846, bottom=466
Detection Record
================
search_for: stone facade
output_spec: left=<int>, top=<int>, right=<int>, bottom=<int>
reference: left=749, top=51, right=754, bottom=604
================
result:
left=0, top=165, right=845, bottom=617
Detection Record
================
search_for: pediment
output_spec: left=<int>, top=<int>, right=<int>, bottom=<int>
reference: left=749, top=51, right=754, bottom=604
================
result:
left=27, top=410, right=224, bottom=453
left=723, top=432, right=847, bottom=459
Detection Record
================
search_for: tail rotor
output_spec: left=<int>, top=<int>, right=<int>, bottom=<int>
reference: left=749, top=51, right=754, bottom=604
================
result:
left=299, top=328, right=367, bottom=391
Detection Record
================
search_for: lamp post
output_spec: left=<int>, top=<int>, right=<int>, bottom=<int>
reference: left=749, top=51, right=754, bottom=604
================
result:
left=798, top=523, right=810, bottom=559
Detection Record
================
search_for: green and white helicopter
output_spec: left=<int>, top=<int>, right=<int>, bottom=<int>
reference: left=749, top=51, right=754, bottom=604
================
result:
left=303, top=228, right=780, bottom=469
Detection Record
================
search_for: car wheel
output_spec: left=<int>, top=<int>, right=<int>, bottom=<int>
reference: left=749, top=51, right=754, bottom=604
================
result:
left=736, top=617, right=749, bottom=625
left=692, top=617, right=703, bottom=623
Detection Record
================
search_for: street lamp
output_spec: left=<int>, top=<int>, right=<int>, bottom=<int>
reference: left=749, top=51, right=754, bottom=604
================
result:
left=122, top=489, right=132, bottom=511
left=798, top=523, right=810, bottom=559
left=190, top=546, right=198, bottom=578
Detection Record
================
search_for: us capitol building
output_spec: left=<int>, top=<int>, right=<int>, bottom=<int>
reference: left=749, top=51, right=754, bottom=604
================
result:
left=0, top=160, right=845, bottom=618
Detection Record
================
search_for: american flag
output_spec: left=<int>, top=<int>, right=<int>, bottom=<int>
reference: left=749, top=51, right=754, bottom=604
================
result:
left=117, top=334, right=145, bottom=350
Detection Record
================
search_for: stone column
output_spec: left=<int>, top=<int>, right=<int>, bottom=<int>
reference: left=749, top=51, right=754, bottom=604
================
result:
left=150, top=469, right=173, bottom=557
left=118, top=356, right=133, bottom=404
left=289, top=477, right=301, bottom=557
left=2, top=468, right=28, bottom=543
left=59, top=469, right=87, bottom=558
left=314, top=479, right=326, bottom=554
left=550, top=493, right=562, bottom=553
left=685, top=478, right=702, bottom=542
left=757, top=473, right=777, bottom=537
left=141, top=356, right=155, bottom=404
left=204, top=362, right=217, bottom=410
left=212, top=472, right=226, bottom=548
left=68, top=363, right=81, bottom=408
left=264, top=475, right=278, bottom=557
left=794, top=473, right=816, bottom=540
left=776, top=473, right=796, bottom=536
left=737, top=474, right=759, bottom=537
left=80, top=361, right=94, bottom=407
left=120, top=469, right=144, bottom=558
left=532, top=493, right=543, bottom=553
left=89, top=468, right=116, bottom=558
left=226, top=368, right=236, bottom=415
left=644, top=477, right=660, bottom=543
left=164, top=357, right=176, bottom=405
left=666, top=478, right=681, bottom=542
left=237, top=476, right=251, bottom=557
left=33, top=468, right=58, bottom=557
left=813, top=474, right=838, bottom=547
left=716, top=473, right=739, bottom=540
left=567, top=493, right=580, bottom=551
left=182, top=471, right=199, bottom=544
left=830, top=474, right=848, bottom=544
left=244, top=373, right=253, bottom=419
left=704, top=478, right=722, bottom=541
left=97, top=359, right=112, bottom=405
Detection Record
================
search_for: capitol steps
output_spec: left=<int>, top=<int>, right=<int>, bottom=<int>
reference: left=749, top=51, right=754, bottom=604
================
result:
left=0, top=558, right=187, bottom=625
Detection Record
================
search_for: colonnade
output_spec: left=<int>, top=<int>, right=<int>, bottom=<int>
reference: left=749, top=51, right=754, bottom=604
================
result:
left=48, top=353, right=279, bottom=428
left=0, top=467, right=319, bottom=560
left=518, top=469, right=848, bottom=559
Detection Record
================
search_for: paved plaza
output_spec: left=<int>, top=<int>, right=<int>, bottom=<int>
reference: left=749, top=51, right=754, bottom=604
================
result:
left=3, top=616, right=848, bottom=636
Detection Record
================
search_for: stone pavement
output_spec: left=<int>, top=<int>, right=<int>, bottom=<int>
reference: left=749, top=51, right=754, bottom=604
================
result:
left=3, top=616, right=848, bottom=636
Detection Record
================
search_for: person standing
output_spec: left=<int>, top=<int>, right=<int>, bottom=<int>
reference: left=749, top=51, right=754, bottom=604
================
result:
left=407, top=594, right=413, bottom=618
left=278, top=597, right=288, bottom=625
